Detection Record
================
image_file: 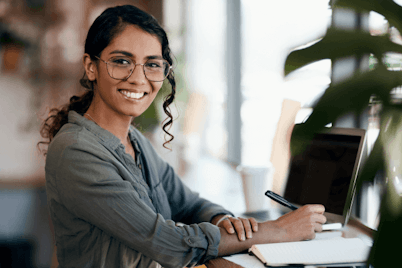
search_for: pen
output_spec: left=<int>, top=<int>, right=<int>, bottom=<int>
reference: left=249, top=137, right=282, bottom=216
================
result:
left=265, top=190, right=298, bottom=210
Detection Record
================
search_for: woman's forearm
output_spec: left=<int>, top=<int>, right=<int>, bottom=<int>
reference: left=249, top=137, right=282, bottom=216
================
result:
left=217, top=220, right=283, bottom=256
left=217, top=204, right=327, bottom=257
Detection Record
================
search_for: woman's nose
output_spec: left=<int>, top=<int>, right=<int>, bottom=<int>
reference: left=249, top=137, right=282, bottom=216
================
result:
left=127, top=63, right=146, bottom=84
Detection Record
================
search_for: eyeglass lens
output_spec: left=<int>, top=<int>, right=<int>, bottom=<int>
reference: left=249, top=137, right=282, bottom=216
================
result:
left=107, top=57, right=170, bottom=81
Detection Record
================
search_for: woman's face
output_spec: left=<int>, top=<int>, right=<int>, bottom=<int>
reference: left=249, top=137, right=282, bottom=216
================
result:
left=88, top=25, right=164, bottom=119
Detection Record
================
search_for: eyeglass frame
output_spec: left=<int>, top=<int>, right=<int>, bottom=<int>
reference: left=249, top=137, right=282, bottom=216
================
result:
left=94, top=55, right=172, bottom=82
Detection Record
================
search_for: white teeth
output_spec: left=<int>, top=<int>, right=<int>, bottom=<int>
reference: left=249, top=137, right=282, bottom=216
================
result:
left=120, top=90, right=145, bottom=99
left=131, top=92, right=144, bottom=99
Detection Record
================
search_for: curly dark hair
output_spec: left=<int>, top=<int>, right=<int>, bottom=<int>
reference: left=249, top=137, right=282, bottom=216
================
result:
left=38, top=5, right=176, bottom=153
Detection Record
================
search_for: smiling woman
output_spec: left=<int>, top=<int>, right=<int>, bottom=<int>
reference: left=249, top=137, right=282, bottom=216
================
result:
left=37, top=4, right=263, bottom=268
left=38, top=4, right=328, bottom=268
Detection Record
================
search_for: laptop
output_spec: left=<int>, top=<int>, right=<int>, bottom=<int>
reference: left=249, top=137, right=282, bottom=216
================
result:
left=281, top=125, right=366, bottom=230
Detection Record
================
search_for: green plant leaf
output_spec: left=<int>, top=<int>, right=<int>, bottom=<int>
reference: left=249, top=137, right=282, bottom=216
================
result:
left=289, top=67, right=402, bottom=156
left=309, top=68, right=402, bottom=121
left=285, top=28, right=402, bottom=76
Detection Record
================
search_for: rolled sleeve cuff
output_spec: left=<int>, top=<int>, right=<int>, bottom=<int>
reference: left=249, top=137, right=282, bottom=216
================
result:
left=183, top=222, right=221, bottom=263
left=199, top=222, right=221, bottom=258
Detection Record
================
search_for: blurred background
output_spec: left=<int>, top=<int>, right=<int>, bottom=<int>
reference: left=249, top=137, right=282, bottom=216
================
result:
left=0, top=0, right=395, bottom=267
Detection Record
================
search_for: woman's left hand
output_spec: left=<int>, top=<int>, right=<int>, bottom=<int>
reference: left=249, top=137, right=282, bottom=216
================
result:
left=213, top=215, right=258, bottom=241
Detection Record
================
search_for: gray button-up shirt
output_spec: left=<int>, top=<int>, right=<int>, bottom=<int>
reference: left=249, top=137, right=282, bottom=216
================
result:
left=45, top=111, right=232, bottom=268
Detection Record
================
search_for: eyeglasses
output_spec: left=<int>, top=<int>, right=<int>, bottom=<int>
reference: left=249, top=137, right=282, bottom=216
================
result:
left=94, top=55, right=172, bottom=82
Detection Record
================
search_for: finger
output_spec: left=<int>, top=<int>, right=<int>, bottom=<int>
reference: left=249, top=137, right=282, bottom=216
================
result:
left=249, top=217, right=258, bottom=232
left=240, top=218, right=253, bottom=239
left=311, top=204, right=325, bottom=214
left=307, top=229, right=317, bottom=240
left=221, top=218, right=235, bottom=234
left=231, top=218, right=246, bottom=241
left=302, top=204, right=325, bottom=214
left=300, top=224, right=316, bottom=240
left=314, top=222, right=323, bottom=233
left=316, top=214, right=327, bottom=224
left=309, top=213, right=327, bottom=224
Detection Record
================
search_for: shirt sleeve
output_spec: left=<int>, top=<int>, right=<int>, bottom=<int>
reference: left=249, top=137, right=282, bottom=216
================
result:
left=159, top=160, right=234, bottom=224
left=136, top=134, right=234, bottom=225
left=48, top=139, right=221, bottom=267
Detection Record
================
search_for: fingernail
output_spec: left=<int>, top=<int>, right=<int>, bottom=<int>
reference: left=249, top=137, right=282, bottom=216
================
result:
left=241, top=235, right=245, bottom=241
left=229, top=228, right=234, bottom=233
left=247, top=233, right=252, bottom=238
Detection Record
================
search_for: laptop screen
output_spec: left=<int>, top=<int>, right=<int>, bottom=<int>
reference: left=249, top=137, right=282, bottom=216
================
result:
left=283, top=128, right=365, bottom=217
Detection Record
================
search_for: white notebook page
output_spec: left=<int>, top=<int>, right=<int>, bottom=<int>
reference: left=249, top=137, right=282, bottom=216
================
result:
left=253, top=237, right=371, bottom=266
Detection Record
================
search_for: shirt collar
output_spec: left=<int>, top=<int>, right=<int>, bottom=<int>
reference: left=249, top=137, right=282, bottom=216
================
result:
left=68, top=110, right=123, bottom=150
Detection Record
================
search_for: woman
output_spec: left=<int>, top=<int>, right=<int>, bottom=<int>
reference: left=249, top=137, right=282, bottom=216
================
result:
left=40, top=5, right=326, bottom=268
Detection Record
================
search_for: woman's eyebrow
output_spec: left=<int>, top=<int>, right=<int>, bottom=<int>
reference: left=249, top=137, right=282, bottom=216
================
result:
left=146, top=55, right=164, bottom=60
left=110, top=50, right=133, bottom=57
left=109, top=50, right=163, bottom=60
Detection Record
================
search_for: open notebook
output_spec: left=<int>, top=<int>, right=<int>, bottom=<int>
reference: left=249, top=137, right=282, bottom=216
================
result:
left=248, top=237, right=371, bottom=266
left=281, top=125, right=366, bottom=230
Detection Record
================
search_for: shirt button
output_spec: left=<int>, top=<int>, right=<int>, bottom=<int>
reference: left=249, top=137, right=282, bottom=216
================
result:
left=138, top=163, right=142, bottom=169
left=188, top=238, right=192, bottom=244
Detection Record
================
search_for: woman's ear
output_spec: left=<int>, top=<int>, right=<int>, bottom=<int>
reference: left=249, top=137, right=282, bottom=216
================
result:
left=83, top=53, right=97, bottom=81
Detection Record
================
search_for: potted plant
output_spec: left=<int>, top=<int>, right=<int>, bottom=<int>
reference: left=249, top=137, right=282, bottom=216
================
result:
left=284, top=0, right=402, bottom=266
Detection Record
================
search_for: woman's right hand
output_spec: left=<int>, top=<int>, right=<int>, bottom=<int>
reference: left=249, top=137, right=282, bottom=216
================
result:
left=273, top=204, right=327, bottom=241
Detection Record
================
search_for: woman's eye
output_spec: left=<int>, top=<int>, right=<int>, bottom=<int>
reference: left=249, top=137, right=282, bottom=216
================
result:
left=111, top=58, right=131, bottom=66
left=145, top=60, right=162, bottom=69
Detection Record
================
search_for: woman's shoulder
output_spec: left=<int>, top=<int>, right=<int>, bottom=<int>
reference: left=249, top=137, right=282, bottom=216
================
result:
left=49, top=111, right=118, bottom=153
left=47, top=121, right=101, bottom=161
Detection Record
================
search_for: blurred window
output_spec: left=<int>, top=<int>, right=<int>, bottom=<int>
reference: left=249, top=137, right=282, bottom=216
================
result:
left=185, top=0, right=227, bottom=159
left=240, top=0, right=332, bottom=166
left=185, top=0, right=332, bottom=164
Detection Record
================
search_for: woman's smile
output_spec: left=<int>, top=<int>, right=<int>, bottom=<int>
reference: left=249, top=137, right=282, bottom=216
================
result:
left=118, top=89, right=147, bottom=101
